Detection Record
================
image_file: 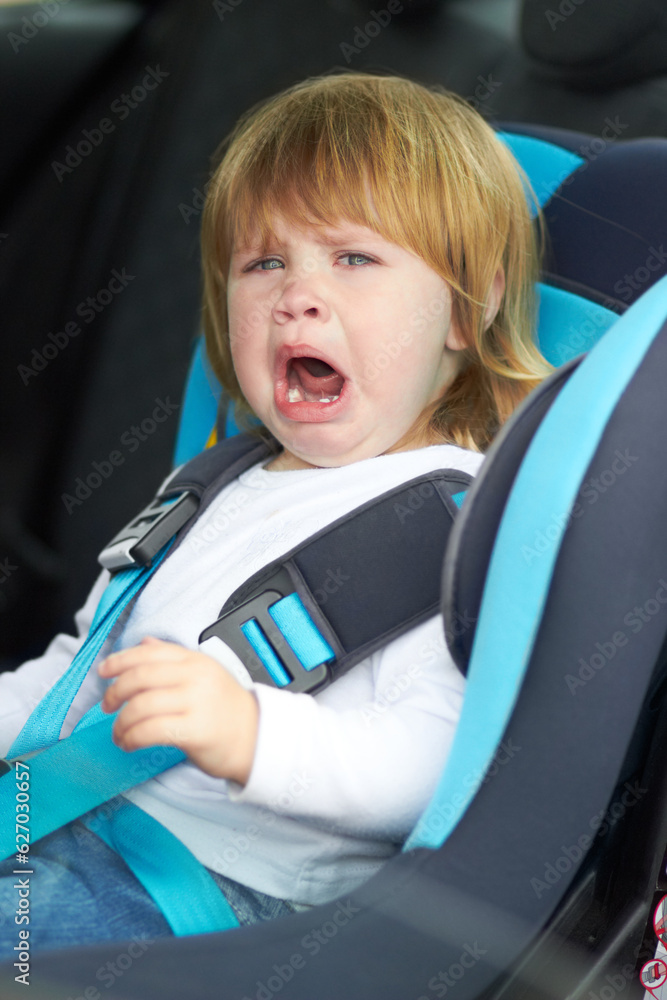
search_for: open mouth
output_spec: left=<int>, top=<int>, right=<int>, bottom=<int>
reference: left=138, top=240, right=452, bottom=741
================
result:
left=286, top=357, right=346, bottom=404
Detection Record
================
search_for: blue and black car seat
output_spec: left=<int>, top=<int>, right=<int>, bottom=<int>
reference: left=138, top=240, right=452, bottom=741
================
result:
left=2, top=123, right=667, bottom=1000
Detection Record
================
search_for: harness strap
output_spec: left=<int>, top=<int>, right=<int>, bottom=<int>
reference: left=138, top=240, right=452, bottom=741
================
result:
left=1, top=709, right=183, bottom=846
left=202, top=469, right=471, bottom=691
left=81, top=799, right=239, bottom=935
left=7, top=541, right=174, bottom=759
left=0, top=546, right=240, bottom=933
left=0, top=434, right=471, bottom=938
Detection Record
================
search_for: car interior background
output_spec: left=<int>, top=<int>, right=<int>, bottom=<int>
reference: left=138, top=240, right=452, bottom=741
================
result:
left=2, top=2, right=667, bottom=999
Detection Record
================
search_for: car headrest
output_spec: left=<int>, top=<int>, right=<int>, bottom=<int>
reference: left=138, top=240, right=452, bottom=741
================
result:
left=521, top=0, right=667, bottom=89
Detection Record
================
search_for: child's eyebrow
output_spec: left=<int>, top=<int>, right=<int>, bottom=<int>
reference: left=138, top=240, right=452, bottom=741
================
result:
left=230, top=226, right=385, bottom=259
left=314, top=228, right=378, bottom=246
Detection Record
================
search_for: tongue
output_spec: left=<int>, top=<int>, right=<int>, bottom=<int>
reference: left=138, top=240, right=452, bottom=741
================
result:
left=291, top=357, right=345, bottom=397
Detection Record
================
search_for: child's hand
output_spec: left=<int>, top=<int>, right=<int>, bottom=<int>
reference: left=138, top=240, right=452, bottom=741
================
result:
left=98, top=637, right=259, bottom=786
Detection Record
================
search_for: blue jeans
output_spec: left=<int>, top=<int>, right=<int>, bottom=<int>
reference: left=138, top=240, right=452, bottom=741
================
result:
left=0, top=818, right=296, bottom=959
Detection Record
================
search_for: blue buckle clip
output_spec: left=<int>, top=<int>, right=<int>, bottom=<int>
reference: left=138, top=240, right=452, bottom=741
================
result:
left=199, top=568, right=335, bottom=693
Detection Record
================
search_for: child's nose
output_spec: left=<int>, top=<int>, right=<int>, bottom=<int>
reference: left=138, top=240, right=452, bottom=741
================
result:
left=271, top=279, right=331, bottom=325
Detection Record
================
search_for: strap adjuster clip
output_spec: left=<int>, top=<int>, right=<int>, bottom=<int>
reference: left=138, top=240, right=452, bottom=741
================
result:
left=98, top=491, right=199, bottom=571
left=200, top=568, right=335, bottom=694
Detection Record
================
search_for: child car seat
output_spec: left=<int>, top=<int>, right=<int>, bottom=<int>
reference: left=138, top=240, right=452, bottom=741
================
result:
left=2, top=124, right=667, bottom=1000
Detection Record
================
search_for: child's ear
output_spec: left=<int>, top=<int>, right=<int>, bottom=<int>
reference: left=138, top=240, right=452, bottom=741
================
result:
left=483, top=267, right=505, bottom=331
left=444, top=267, right=506, bottom=351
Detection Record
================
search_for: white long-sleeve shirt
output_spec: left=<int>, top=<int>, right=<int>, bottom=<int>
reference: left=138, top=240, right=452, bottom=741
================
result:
left=0, top=443, right=484, bottom=906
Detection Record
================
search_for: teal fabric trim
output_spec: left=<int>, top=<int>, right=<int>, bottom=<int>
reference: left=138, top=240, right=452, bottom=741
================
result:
left=406, top=274, right=667, bottom=851
left=225, top=402, right=242, bottom=439
left=497, top=132, right=584, bottom=217
left=268, top=594, right=335, bottom=670
left=82, top=799, right=239, bottom=935
left=173, top=339, right=221, bottom=467
left=451, top=491, right=467, bottom=509
left=240, top=619, right=291, bottom=687
left=8, top=541, right=174, bottom=759
left=536, top=282, right=619, bottom=366
left=0, top=713, right=185, bottom=855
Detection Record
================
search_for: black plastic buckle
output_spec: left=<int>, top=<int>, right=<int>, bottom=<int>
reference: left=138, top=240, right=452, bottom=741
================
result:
left=199, top=567, right=332, bottom=694
left=98, top=491, right=199, bottom=571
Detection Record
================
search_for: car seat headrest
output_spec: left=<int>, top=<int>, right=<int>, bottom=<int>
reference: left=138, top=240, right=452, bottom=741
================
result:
left=521, top=0, right=667, bottom=89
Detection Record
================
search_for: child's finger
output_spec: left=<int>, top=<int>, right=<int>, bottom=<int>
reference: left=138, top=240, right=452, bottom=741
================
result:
left=98, top=639, right=190, bottom=677
left=112, top=713, right=191, bottom=754
left=111, top=689, right=186, bottom=745
left=101, top=662, right=187, bottom=712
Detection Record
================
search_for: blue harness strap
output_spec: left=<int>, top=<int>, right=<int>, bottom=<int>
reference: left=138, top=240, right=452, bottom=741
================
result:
left=0, top=440, right=470, bottom=938
left=81, top=799, right=240, bottom=935
left=7, top=541, right=174, bottom=759
left=0, top=541, right=240, bottom=935
left=0, top=712, right=185, bottom=846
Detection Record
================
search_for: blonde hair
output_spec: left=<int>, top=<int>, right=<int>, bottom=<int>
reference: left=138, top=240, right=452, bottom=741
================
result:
left=201, top=70, right=552, bottom=454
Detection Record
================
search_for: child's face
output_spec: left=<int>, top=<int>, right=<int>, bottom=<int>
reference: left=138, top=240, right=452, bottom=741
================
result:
left=227, top=214, right=465, bottom=470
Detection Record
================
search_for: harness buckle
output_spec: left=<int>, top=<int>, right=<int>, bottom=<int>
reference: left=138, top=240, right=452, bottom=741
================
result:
left=98, top=491, right=199, bottom=571
left=199, top=567, right=335, bottom=694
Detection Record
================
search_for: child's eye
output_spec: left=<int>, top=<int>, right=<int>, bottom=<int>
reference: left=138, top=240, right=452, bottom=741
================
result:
left=250, top=258, right=282, bottom=271
left=246, top=252, right=376, bottom=272
left=338, top=252, right=375, bottom=267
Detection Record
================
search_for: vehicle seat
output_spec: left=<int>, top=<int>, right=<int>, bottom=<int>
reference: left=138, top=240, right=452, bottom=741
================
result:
left=6, top=123, right=667, bottom=1000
